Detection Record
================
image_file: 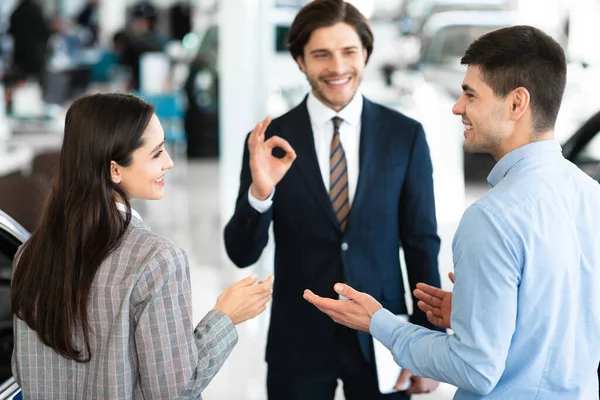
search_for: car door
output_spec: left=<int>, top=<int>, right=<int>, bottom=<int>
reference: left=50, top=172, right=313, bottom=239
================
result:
left=562, top=110, right=600, bottom=183
left=0, top=210, right=28, bottom=382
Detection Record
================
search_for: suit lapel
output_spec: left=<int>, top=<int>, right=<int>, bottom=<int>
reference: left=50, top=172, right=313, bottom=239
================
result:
left=286, top=99, right=340, bottom=230
left=350, top=98, right=381, bottom=217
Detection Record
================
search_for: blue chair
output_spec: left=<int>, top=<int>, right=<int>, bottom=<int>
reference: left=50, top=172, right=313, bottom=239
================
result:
left=90, top=49, right=119, bottom=83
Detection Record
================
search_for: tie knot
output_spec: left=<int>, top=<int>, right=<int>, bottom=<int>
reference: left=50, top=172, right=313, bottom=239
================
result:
left=332, top=117, right=343, bottom=131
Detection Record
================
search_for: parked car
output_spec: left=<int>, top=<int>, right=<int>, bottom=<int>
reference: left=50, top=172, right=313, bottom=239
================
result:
left=397, top=0, right=513, bottom=37
left=380, top=7, right=515, bottom=79
left=404, top=10, right=519, bottom=98
left=562, top=109, right=600, bottom=182
left=547, top=110, right=600, bottom=397
left=0, top=209, right=28, bottom=382
left=390, top=10, right=599, bottom=182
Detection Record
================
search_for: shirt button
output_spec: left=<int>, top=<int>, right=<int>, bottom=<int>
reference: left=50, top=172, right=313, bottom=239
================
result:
left=341, top=242, right=349, bottom=251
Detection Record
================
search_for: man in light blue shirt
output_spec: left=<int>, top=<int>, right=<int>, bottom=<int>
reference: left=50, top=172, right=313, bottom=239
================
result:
left=304, top=25, right=600, bottom=399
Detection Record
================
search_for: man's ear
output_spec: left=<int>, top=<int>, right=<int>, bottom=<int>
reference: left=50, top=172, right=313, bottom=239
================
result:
left=110, top=161, right=122, bottom=184
left=509, top=87, right=530, bottom=121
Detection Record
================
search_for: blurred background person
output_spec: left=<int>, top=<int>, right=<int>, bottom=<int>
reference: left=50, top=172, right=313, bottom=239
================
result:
left=114, top=1, right=170, bottom=90
left=75, top=0, right=100, bottom=47
left=8, top=0, right=51, bottom=85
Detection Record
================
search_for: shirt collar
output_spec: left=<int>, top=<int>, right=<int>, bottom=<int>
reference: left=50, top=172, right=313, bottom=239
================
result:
left=307, top=90, right=363, bottom=128
left=115, top=202, right=143, bottom=222
left=487, top=140, right=562, bottom=188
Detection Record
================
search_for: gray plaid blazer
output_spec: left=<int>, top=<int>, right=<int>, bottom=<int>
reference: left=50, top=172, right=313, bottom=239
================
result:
left=12, top=213, right=238, bottom=399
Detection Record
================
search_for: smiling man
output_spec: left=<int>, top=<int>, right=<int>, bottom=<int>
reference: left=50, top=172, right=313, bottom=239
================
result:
left=224, top=0, right=443, bottom=399
left=305, top=25, right=600, bottom=399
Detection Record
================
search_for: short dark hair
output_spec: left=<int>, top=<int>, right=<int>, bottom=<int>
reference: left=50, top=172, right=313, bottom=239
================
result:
left=287, top=0, right=374, bottom=63
left=461, top=25, right=567, bottom=133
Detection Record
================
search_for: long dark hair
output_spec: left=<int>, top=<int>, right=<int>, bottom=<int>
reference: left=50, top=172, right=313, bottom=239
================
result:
left=11, top=93, right=155, bottom=362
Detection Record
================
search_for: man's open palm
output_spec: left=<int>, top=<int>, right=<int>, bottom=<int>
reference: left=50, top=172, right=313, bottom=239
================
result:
left=414, top=272, right=454, bottom=329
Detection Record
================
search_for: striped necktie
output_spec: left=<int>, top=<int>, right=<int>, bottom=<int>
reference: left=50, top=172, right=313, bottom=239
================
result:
left=330, top=116, right=349, bottom=232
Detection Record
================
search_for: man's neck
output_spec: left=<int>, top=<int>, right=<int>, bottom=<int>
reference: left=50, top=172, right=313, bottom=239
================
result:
left=311, top=90, right=356, bottom=113
left=493, top=130, right=554, bottom=161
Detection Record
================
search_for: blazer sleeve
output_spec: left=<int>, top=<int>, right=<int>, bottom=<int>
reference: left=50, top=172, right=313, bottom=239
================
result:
left=398, top=123, right=443, bottom=332
left=223, top=132, right=274, bottom=267
left=132, top=245, right=238, bottom=399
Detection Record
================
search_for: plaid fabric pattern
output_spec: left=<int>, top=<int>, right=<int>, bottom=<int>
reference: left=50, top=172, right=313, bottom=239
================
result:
left=12, top=216, right=238, bottom=399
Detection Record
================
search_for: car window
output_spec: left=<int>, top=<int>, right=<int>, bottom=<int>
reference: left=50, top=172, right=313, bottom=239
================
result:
left=405, top=0, right=434, bottom=18
left=573, top=130, right=600, bottom=178
left=424, top=25, right=499, bottom=65
left=198, top=26, right=218, bottom=55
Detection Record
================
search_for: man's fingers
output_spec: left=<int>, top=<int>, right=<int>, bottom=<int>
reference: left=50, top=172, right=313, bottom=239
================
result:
left=415, top=283, right=446, bottom=301
left=304, top=290, right=337, bottom=308
left=304, top=290, right=350, bottom=321
left=426, top=310, right=444, bottom=327
left=333, top=283, right=361, bottom=302
left=265, top=136, right=296, bottom=157
left=449, top=272, right=455, bottom=284
left=248, top=122, right=263, bottom=147
left=418, top=301, right=444, bottom=318
left=417, top=300, right=436, bottom=315
left=256, top=116, right=271, bottom=139
left=304, top=290, right=327, bottom=308
left=414, top=288, right=443, bottom=307
left=313, top=304, right=344, bottom=324
left=248, top=117, right=272, bottom=148
left=395, top=368, right=413, bottom=391
left=304, top=291, right=337, bottom=316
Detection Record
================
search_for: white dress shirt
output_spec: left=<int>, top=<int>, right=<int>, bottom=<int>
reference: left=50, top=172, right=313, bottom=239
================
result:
left=115, top=202, right=143, bottom=221
left=249, top=91, right=363, bottom=213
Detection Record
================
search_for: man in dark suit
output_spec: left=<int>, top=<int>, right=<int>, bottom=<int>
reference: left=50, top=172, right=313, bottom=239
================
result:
left=224, top=1, right=442, bottom=398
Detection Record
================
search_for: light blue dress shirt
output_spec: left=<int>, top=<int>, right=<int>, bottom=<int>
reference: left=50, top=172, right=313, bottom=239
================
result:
left=370, top=140, right=600, bottom=399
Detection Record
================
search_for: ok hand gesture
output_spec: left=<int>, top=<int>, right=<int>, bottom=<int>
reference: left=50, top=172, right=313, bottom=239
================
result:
left=248, top=117, right=296, bottom=200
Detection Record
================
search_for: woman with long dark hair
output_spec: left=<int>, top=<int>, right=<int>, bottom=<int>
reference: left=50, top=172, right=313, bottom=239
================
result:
left=11, top=92, right=273, bottom=399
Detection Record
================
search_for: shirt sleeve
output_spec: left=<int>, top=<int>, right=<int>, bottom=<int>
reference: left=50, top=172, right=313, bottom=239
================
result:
left=247, top=187, right=275, bottom=214
left=370, top=204, right=522, bottom=396
left=133, top=245, right=238, bottom=399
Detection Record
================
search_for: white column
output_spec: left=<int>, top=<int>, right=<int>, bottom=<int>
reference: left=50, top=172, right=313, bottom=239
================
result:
left=219, top=0, right=269, bottom=232
left=98, top=0, right=127, bottom=46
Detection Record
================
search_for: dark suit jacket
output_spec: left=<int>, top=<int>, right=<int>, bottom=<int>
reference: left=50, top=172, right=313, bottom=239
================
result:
left=224, top=96, right=442, bottom=370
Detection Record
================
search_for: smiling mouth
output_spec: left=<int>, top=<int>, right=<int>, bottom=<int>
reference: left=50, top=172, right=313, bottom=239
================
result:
left=155, top=176, right=164, bottom=183
left=323, top=76, right=352, bottom=86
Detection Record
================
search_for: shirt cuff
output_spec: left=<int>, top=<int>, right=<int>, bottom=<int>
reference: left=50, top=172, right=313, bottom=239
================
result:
left=248, top=186, right=274, bottom=213
left=370, top=308, right=408, bottom=349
